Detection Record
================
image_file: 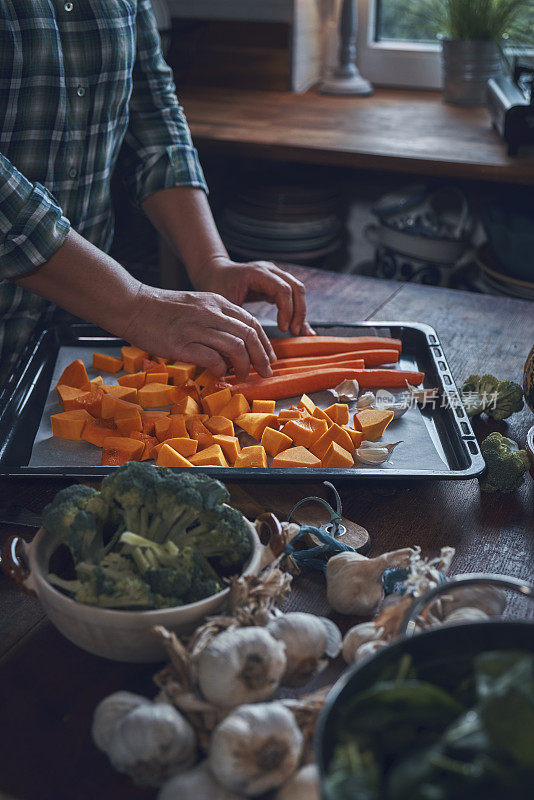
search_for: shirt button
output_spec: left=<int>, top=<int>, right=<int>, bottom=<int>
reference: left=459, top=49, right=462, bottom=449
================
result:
left=76, top=86, right=85, bottom=97
left=69, top=167, right=78, bottom=179
left=64, top=2, right=73, bottom=10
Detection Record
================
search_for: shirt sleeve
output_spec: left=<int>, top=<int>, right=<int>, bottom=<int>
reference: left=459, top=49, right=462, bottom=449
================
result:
left=0, top=153, right=70, bottom=281
left=117, top=0, right=208, bottom=206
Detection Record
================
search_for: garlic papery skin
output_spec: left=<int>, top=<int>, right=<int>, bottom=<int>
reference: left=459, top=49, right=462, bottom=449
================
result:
left=331, top=378, right=359, bottom=402
left=158, top=762, right=244, bottom=800
left=275, top=764, right=320, bottom=800
left=342, top=622, right=382, bottom=665
left=442, top=607, right=490, bottom=625
left=92, top=691, right=150, bottom=752
left=354, top=441, right=402, bottom=465
left=107, top=702, right=197, bottom=786
left=209, top=702, right=303, bottom=796
left=267, top=612, right=342, bottom=687
left=197, top=627, right=287, bottom=708
left=326, top=549, right=413, bottom=616
left=356, top=391, right=376, bottom=409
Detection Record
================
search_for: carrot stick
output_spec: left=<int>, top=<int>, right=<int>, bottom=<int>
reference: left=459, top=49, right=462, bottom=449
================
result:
left=269, top=349, right=399, bottom=369
left=235, top=359, right=365, bottom=381
left=231, top=368, right=425, bottom=401
left=270, top=336, right=402, bottom=358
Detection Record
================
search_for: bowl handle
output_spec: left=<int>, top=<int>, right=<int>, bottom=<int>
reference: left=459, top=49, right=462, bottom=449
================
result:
left=0, top=535, right=37, bottom=597
left=399, top=573, right=534, bottom=637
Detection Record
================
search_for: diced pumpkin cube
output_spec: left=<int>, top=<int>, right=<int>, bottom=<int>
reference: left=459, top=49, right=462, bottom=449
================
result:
left=121, top=345, right=147, bottom=373
left=272, top=446, right=321, bottom=469
left=220, top=393, right=250, bottom=421
left=261, top=427, right=293, bottom=457
left=145, top=372, right=168, bottom=385
left=325, top=403, right=350, bottom=426
left=322, top=441, right=354, bottom=468
left=92, top=352, right=123, bottom=373
left=117, top=372, right=146, bottom=389
left=154, top=414, right=188, bottom=442
left=203, top=388, right=232, bottom=416
left=55, top=384, right=85, bottom=410
left=167, top=361, right=197, bottom=386
left=196, top=369, right=218, bottom=388
left=101, top=437, right=144, bottom=466
left=115, top=412, right=142, bottom=435
left=205, top=416, right=234, bottom=437
left=236, top=413, right=279, bottom=441
left=101, top=384, right=138, bottom=403
left=51, top=410, right=93, bottom=440
left=188, top=418, right=214, bottom=449
left=277, top=408, right=304, bottom=422
left=171, top=379, right=202, bottom=406
left=234, top=445, right=268, bottom=468
left=137, top=382, right=175, bottom=408
left=298, top=394, right=316, bottom=415
left=152, top=356, right=169, bottom=365
left=184, top=414, right=209, bottom=432
left=311, top=423, right=354, bottom=460
left=154, top=437, right=197, bottom=459
left=354, top=409, right=395, bottom=441
left=312, top=407, right=334, bottom=427
left=281, top=417, right=328, bottom=449
left=343, top=426, right=364, bottom=448
left=67, top=390, right=103, bottom=418
left=80, top=375, right=104, bottom=393
left=82, top=419, right=118, bottom=447
left=129, top=431, right=158, bottom=460
left=252, top=400, right=276, bottom=414
left=156, top=443, right=194, bottom=467
left=212, top=434, right=241, bottom=465
left=143, top=358, right=166, bottom=373
left=140, top=410, right=169, bottom=435
left=101, top=394, right=143, bottom=420
left=189, top=444, right=228, bottom=466
left=55, top=359, right=89, bottom=390
left=171, top=396, right=201, bottom=416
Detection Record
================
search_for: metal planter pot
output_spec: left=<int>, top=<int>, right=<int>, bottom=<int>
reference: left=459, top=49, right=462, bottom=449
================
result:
left=442, top=38, right=502, bottom=106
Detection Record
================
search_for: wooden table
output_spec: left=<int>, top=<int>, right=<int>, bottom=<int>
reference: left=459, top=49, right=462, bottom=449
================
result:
left=181, top=86, right=534, bottom=184
left=1, top=269, right=533, bottom=799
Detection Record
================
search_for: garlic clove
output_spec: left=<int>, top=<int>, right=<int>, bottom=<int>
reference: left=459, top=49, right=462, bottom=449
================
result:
left=375, top=389, right=410, bottom=419
left=197, top=627, right=287, bottom=708
left=158, top=761, right=244, bottom=800
left=209, top=702, right=303, bottom=797
left=354, top=441, right=402, bottom=464
left=356, top=391, right=376, bottom=409
left=326, top=549, right=413, bottom=616
left=92, top=691, right=151, bottom=753
left=275, top=764, right=320, bottom=800
left=405, top=381, right=439, bottom=404
left=330, top=378, right=359, bottom=402
left=266, top=612, right=342, bottom=687
left=355, top=639, right=390, bottom=660
left=342, top=622, right=382, bottom=665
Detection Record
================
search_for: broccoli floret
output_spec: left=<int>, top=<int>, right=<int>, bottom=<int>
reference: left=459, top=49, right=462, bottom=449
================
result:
left=144, top=567, right=191, bottom=599
left=462, top=374, right=523, bottom=420
left=193, top=474, right=230, bottom=509
left=183, top=577, right=221, bottom=604
left=119, top=532, right=208, bottom=598
left=100, top=461, right=160, bottom=539
left=479, top=432, right=530, bottom=493
left=185, top=504, right=252, bottom=574
left=147, top=470, right=204, bottom=543
left=42, top=484, right=108, bottom=563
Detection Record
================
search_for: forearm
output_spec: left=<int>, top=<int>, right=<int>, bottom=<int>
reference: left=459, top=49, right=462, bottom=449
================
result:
left=142, top=186, right=227, bottom=288
left=15, top=229, right=141, bottom=338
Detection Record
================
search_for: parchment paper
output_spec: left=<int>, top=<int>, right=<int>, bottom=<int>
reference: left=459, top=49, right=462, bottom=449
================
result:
left=29, top=343, right=447, bottom=472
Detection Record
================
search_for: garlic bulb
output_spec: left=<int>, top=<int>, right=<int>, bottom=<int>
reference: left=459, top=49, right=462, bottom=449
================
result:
left=355, top=440, right=402, bottom=465
left=442, top=607, right=490, bottom=625
left=209, top=702, right=303, bottom=796
left=197, top=627, right=287, bottom=707
left=107, top=701, right=197, bottom=786
left=158, top=762, right=244, bottom=800
left=326, top=548, right=413, bottom=616
left=92, top=691, right=150, bottom=752
left=356, top=391, right=376, bottom=409
left=342, top=622, right=382, bottom=664
left=275, top=764, right=320, bottom=800
left=432, top=586, right=506, bottom=620
left=267, top=612, right=342, bottom=686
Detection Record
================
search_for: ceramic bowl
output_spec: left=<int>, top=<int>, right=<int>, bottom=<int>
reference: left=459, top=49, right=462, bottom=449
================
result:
left=5, top=518, right=263, bottom=663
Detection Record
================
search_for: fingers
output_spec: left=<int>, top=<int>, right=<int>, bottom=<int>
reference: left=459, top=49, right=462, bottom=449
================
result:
left=215, top=314, right=272, bottom=380
left=270, top=266, right=307, bottom=336
left=244, top=262, right=307, bottom=336
left=302, top=320, right=316, bottom=335
left=225, top=304, right=276, bottom=362
left=180, top=342, right=227, bottom=377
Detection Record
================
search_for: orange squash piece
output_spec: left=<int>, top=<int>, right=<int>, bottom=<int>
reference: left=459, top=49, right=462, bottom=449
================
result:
left=196, top=369, right=219, bottom=388
left=154, top=437, right=198, bottom=459
left=82, top=419, right=118, bottom=447
left=219, top=394, right=250, bottom=421
left=235, top=413, right=278, bottom=441
left=154, top=415, right=188, bottom=442
left=184, top=413, right=209, bottom=431
left=171, top=379, right=202, bottom=406
left=81, top=375, right=104, bottom=392
left=101, top=394, right=143, bottom=420
left=261, top=427, right=293, bottom=457
left=282, top=417, right=327, bottom=449
left=234, top=445, right=268, bottom=468
left=153, top=356, right=169, bottom=365
left=325, top=403, right=350, bottom=426
left=322, top=441, right=354, bottom=468
left=137, top=382, right=175, bottom=408
left=55, top=359, right=89, bottom=390
left=101, top=437, right=144, bottom=466
left=272, top=446, right=321, bottom=469
left=188, top=418, right=214, bottom=450
left=167, top=362, right=197, bottom=385
left=55, top=384, right=85, bottom=410
left=252, top=400, right=276, bottom=414
left=297, top=394, right=316, bottom=415
left=51, top=410, right=93, bottom=440
left=143, top=358, right=166, bottom=373
left=140, top=409, right=168, bottom=435
left=343, top=426, right=364, bottom=448
left=156, top=444, right=194, bottom=468
left=117, top=372, right=146, bottom=389
left=189, top=444, right=228, bottom=467
left=354, top=409, right=395, bottom=441
left=115, top=411, right=143, bottom=435
left=68, top=390, right=103, bottom=418
left=129, top=431, right=158, bottom=460
left=312, top=407, right=334, bottom=428
left=145, top=371, right=168, bottom=385
left=212, top=434, right=241, bottom=465
left=205, top=416, right=234, bottom=437
left=202, top=387, right=232, bottom=417
left=121, top=345, right=147, bottom=373
left=170, top=396, right=201, bottom=416
left=101, top=384, right=138, bottom=403
left=277, top=408, right=304, bottom=422
left=311, top=423, right=354, bottom=460
left=92, top=352, right=123, bottom=373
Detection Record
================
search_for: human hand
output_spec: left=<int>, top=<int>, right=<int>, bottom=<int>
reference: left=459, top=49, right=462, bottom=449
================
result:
left=122, top=285, right=275, bottom=380
left=193, top=257, right=314, bottom=336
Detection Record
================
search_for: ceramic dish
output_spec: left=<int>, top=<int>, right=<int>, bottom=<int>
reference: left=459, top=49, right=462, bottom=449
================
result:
left=475, top=244, right=534, bottom=299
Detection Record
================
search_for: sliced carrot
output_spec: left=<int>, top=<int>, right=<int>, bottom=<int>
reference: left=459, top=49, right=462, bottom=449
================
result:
left=55, top=359, right=90, bottom=390
left=117, top=372, right=146, bottom=389
left=272, top=446, right=321, bottom=469
left=234, top=445, right=268, bottom=468
left=92, top=352, right=123, bottom=373
left=270, top=336, right=402, bottom=358
left=51, top=410, right=93, bottom=440
left=121, top=345, right=147, bottom=373
left=246, top=359, right=365, bottom=377
left=205, top=416, right=235, bottom=437
left=101, top=437, right=144, bottom=466
left=212, top=434, right=241, bottom=465
left=270, top=349, right=399, bottom=369
left=261, top=427, right=293, bottom=457
left=156, top=444, right=194, bottom=468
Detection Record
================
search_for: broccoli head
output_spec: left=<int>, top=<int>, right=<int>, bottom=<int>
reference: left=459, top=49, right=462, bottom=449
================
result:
left=185, top=504, right=252, bottom=574
left=42, top=484, right=108, bottom=563
left=462, top=374, right=523, bottom=420
left=479, top=432, right=530, bottom=493
left=100, top=461, right=159, bottom=539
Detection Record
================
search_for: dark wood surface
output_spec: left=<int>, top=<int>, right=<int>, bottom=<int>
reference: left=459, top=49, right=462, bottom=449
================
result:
left=1, top=267, right=533, bottom=799
left=181, top=86, right=534, bottom=184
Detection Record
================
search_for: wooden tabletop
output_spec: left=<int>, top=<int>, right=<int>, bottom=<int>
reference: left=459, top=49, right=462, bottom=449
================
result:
left=181, top=86, right=534, bottom=184
left=1, top=269, right=533, bottom=799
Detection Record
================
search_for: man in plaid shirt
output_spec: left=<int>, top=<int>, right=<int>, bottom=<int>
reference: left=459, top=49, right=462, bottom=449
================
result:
left=0, top=1, right=311, bottom=384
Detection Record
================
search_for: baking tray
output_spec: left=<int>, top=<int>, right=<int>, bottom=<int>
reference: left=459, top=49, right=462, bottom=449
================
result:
left=0, top=321, right=485, bottom=481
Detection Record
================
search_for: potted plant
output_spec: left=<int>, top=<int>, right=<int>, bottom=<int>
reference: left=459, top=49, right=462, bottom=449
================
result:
left=410, top=0, right=534, bottom=105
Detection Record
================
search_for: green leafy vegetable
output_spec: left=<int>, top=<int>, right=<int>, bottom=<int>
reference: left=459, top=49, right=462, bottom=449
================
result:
left=479, top=432, right=530, bottom=493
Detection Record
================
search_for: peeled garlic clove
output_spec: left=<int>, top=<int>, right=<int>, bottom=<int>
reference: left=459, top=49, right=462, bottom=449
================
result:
left=209, top=702, right=303, bottom=797
left=356, top=391, right=376, bottom=409
left=342, top=622, right=381, bottom=665
left=275, top=764, right=320, bottom=800
left=355, top=441, right=402, bottom=464
left=108, top=702, right=197, bottom=786
left=267, top=612, right=342, bottom=687
left=443, top=607, right=490, bottom=625
left=158, top=762, right=244, bottom=800
left=330, top=378, right=359, bottom=401
left=92, top=691, right=151, bottom=752
left=197, top=627, right=287, bottom=708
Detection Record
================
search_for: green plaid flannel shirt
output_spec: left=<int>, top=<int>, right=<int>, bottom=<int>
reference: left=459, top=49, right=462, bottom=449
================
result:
left=0, top=0, right=207, bottom=384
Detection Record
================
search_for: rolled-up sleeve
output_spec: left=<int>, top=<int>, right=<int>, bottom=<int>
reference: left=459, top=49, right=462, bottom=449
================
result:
left=117, top=0, right=207, bottom=206
left=0, top=153, right=70, bottom=281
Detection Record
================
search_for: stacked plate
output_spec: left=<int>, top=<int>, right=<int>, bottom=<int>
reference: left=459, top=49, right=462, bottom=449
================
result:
left=218, top=177, right=343, bottom=265
left=475, top=243, right=534, bottom=300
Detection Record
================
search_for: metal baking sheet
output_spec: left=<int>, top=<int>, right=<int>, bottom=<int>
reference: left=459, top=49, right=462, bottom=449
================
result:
left=0, top=321, right=485, bottom=481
